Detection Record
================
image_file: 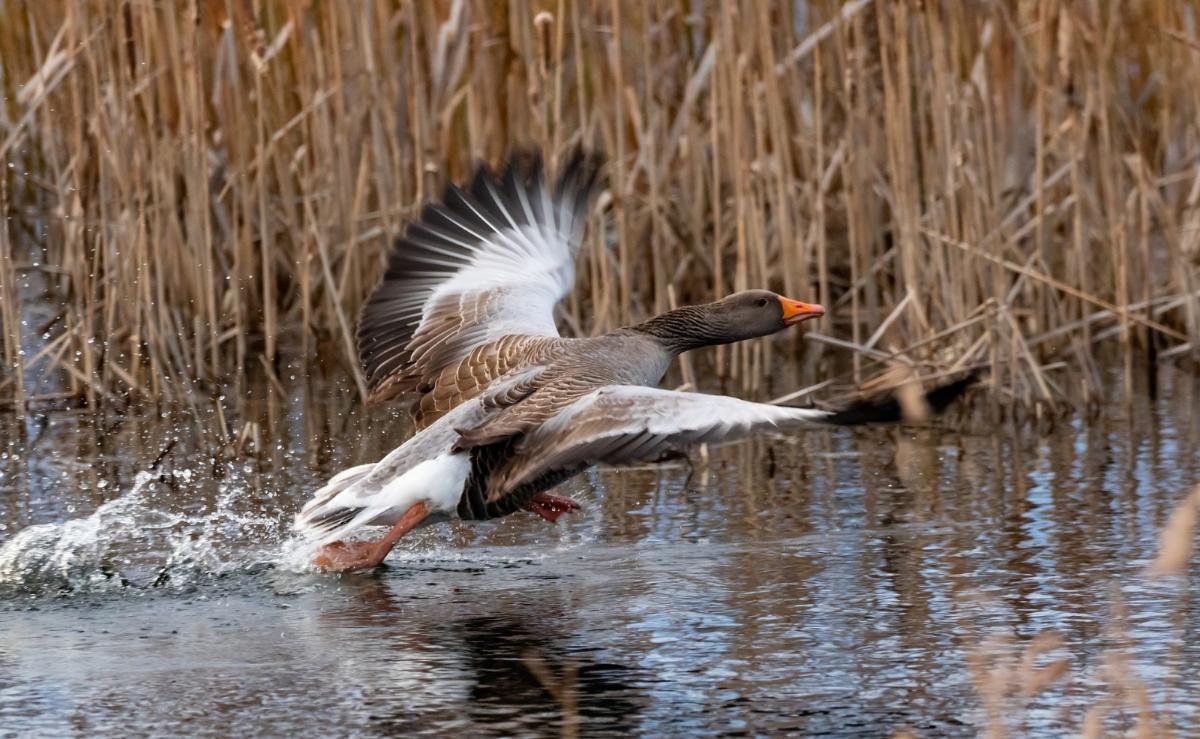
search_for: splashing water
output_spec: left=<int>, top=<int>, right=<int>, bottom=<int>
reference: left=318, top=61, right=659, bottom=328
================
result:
left=0, top=465, right=563, bottom=594
left=0, top=470, right=285, bottom=594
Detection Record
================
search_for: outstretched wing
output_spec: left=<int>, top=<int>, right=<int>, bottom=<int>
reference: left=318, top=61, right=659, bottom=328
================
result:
left=485, top=387, right=832, bottom=502
left=358, top=149, right=605, bottom=402
left=487, top=375, right=977, bottom=501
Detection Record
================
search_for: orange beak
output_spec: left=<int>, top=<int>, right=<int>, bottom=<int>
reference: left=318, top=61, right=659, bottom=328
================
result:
left=779, top=297, right=825, bottom=326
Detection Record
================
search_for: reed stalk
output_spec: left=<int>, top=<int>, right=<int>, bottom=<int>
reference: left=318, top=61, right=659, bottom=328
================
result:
left=1, top=1, right=1198, bottom=409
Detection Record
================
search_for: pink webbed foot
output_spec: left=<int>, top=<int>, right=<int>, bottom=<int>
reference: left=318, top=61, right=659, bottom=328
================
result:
left=525, top=492, right=582, bottom=524
left=313, top=540, right=384, bottom=573
left=312, top=501, right=431, bottom=574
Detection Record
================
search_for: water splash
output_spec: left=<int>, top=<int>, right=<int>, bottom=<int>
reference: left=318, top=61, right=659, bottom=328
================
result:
left=0, top=465, right=585, bottom=593
left=0, top=470, right=283, bottom=594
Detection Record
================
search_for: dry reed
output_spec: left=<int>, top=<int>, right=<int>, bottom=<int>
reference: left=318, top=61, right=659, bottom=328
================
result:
left=2, top=1, right=1199, bottom=410
left=1148, top=484, right=1200, bottom=576
left=967, top=629, right=1072, bottom=738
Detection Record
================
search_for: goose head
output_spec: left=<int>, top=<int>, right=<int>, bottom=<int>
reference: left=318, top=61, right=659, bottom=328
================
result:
left=632, top=289, right=825, bottom=352
left=713, top=289, right=825, bottom=339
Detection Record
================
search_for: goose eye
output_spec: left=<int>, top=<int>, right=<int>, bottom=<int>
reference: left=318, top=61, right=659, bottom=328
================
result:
left=756, top=298, right=769, bottom=307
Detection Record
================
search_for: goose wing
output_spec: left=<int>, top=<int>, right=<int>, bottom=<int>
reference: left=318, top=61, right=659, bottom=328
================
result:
left=484, top=387, right=831, bottom=499
left=486, top=376, right=977, bottom=501
left=358, top=150, right=604, bottom=402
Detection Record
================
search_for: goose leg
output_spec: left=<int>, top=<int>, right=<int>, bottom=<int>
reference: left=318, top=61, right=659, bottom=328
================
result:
left=525, top=492, right=582, bottom=524
left=314, top=501, right=430, bottom=573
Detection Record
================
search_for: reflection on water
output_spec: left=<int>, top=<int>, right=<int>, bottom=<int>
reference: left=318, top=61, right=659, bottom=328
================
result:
left=0, top=366, right=1198, bottom=736
left=327, top=578, right=648, bottom=735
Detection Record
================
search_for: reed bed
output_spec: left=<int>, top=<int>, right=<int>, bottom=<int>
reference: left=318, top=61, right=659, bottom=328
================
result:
left=2, top=1, right=1199, bottom=412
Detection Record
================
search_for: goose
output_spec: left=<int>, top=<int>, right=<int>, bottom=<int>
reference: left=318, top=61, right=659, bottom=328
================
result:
left=294, top=150, right=973, bottom=572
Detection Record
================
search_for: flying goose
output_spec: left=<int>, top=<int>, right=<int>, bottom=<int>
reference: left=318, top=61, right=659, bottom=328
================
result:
left=295, top=151, right=972, bottom=572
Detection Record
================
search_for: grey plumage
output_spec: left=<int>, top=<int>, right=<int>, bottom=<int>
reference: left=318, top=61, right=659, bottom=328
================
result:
left=296, top=150, right=973, bottom=547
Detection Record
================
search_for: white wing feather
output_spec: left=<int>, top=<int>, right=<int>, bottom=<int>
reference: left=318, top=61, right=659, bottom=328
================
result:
left=494, top=386, right=835, bottom=495
left=357, top=152, right=603, bottom=401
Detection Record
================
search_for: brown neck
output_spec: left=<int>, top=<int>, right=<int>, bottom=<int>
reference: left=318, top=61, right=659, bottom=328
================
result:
left=627, top=305, right=727, bottom=354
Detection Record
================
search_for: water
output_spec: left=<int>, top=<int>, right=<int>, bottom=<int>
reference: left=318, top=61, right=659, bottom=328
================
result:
left=1, top=369, right=1198, bottom=737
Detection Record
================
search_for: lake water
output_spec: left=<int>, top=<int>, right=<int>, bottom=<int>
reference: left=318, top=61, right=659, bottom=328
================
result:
left=0, top=367, right=1198, bottom=737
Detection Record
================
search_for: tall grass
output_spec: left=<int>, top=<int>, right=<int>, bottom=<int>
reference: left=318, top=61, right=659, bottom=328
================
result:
left=1, top=1, right=1198, bottom=411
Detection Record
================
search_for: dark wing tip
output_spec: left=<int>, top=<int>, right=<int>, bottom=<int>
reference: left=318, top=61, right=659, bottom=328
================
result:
left=355, top=147, right=606, bottom=401
left=496, top=144, right=607, bottom=220
left=924, top=373, right=979, bottom=413
left=554, top=146, right=606, bottom=212
left=823, top=372, right=978, bottom=427
left=302, top=506, right=363, bottom=534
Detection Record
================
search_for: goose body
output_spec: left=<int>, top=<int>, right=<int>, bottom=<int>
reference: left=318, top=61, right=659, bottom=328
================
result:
left=294, top=150, right=972, bottom=571
left=296, top=364, right=846, bottom=547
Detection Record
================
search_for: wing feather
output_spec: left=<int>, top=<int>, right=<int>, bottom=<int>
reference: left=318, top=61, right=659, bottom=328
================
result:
left=487, top=374, right=977, bottom=502
left=358, top=150, right=604, bottom=403
left=485, top=387, right=835, bottom=502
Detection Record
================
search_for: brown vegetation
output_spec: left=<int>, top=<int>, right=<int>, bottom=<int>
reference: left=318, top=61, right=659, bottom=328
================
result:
left=2, top=1, right=1199, bottom=411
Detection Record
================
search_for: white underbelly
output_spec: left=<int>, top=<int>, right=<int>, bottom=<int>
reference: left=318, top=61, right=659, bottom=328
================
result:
left=369, top=452, right=472, bottom=522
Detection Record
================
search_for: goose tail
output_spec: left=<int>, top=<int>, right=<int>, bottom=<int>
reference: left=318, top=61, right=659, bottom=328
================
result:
left=293, top=452, right=472, bottom=546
